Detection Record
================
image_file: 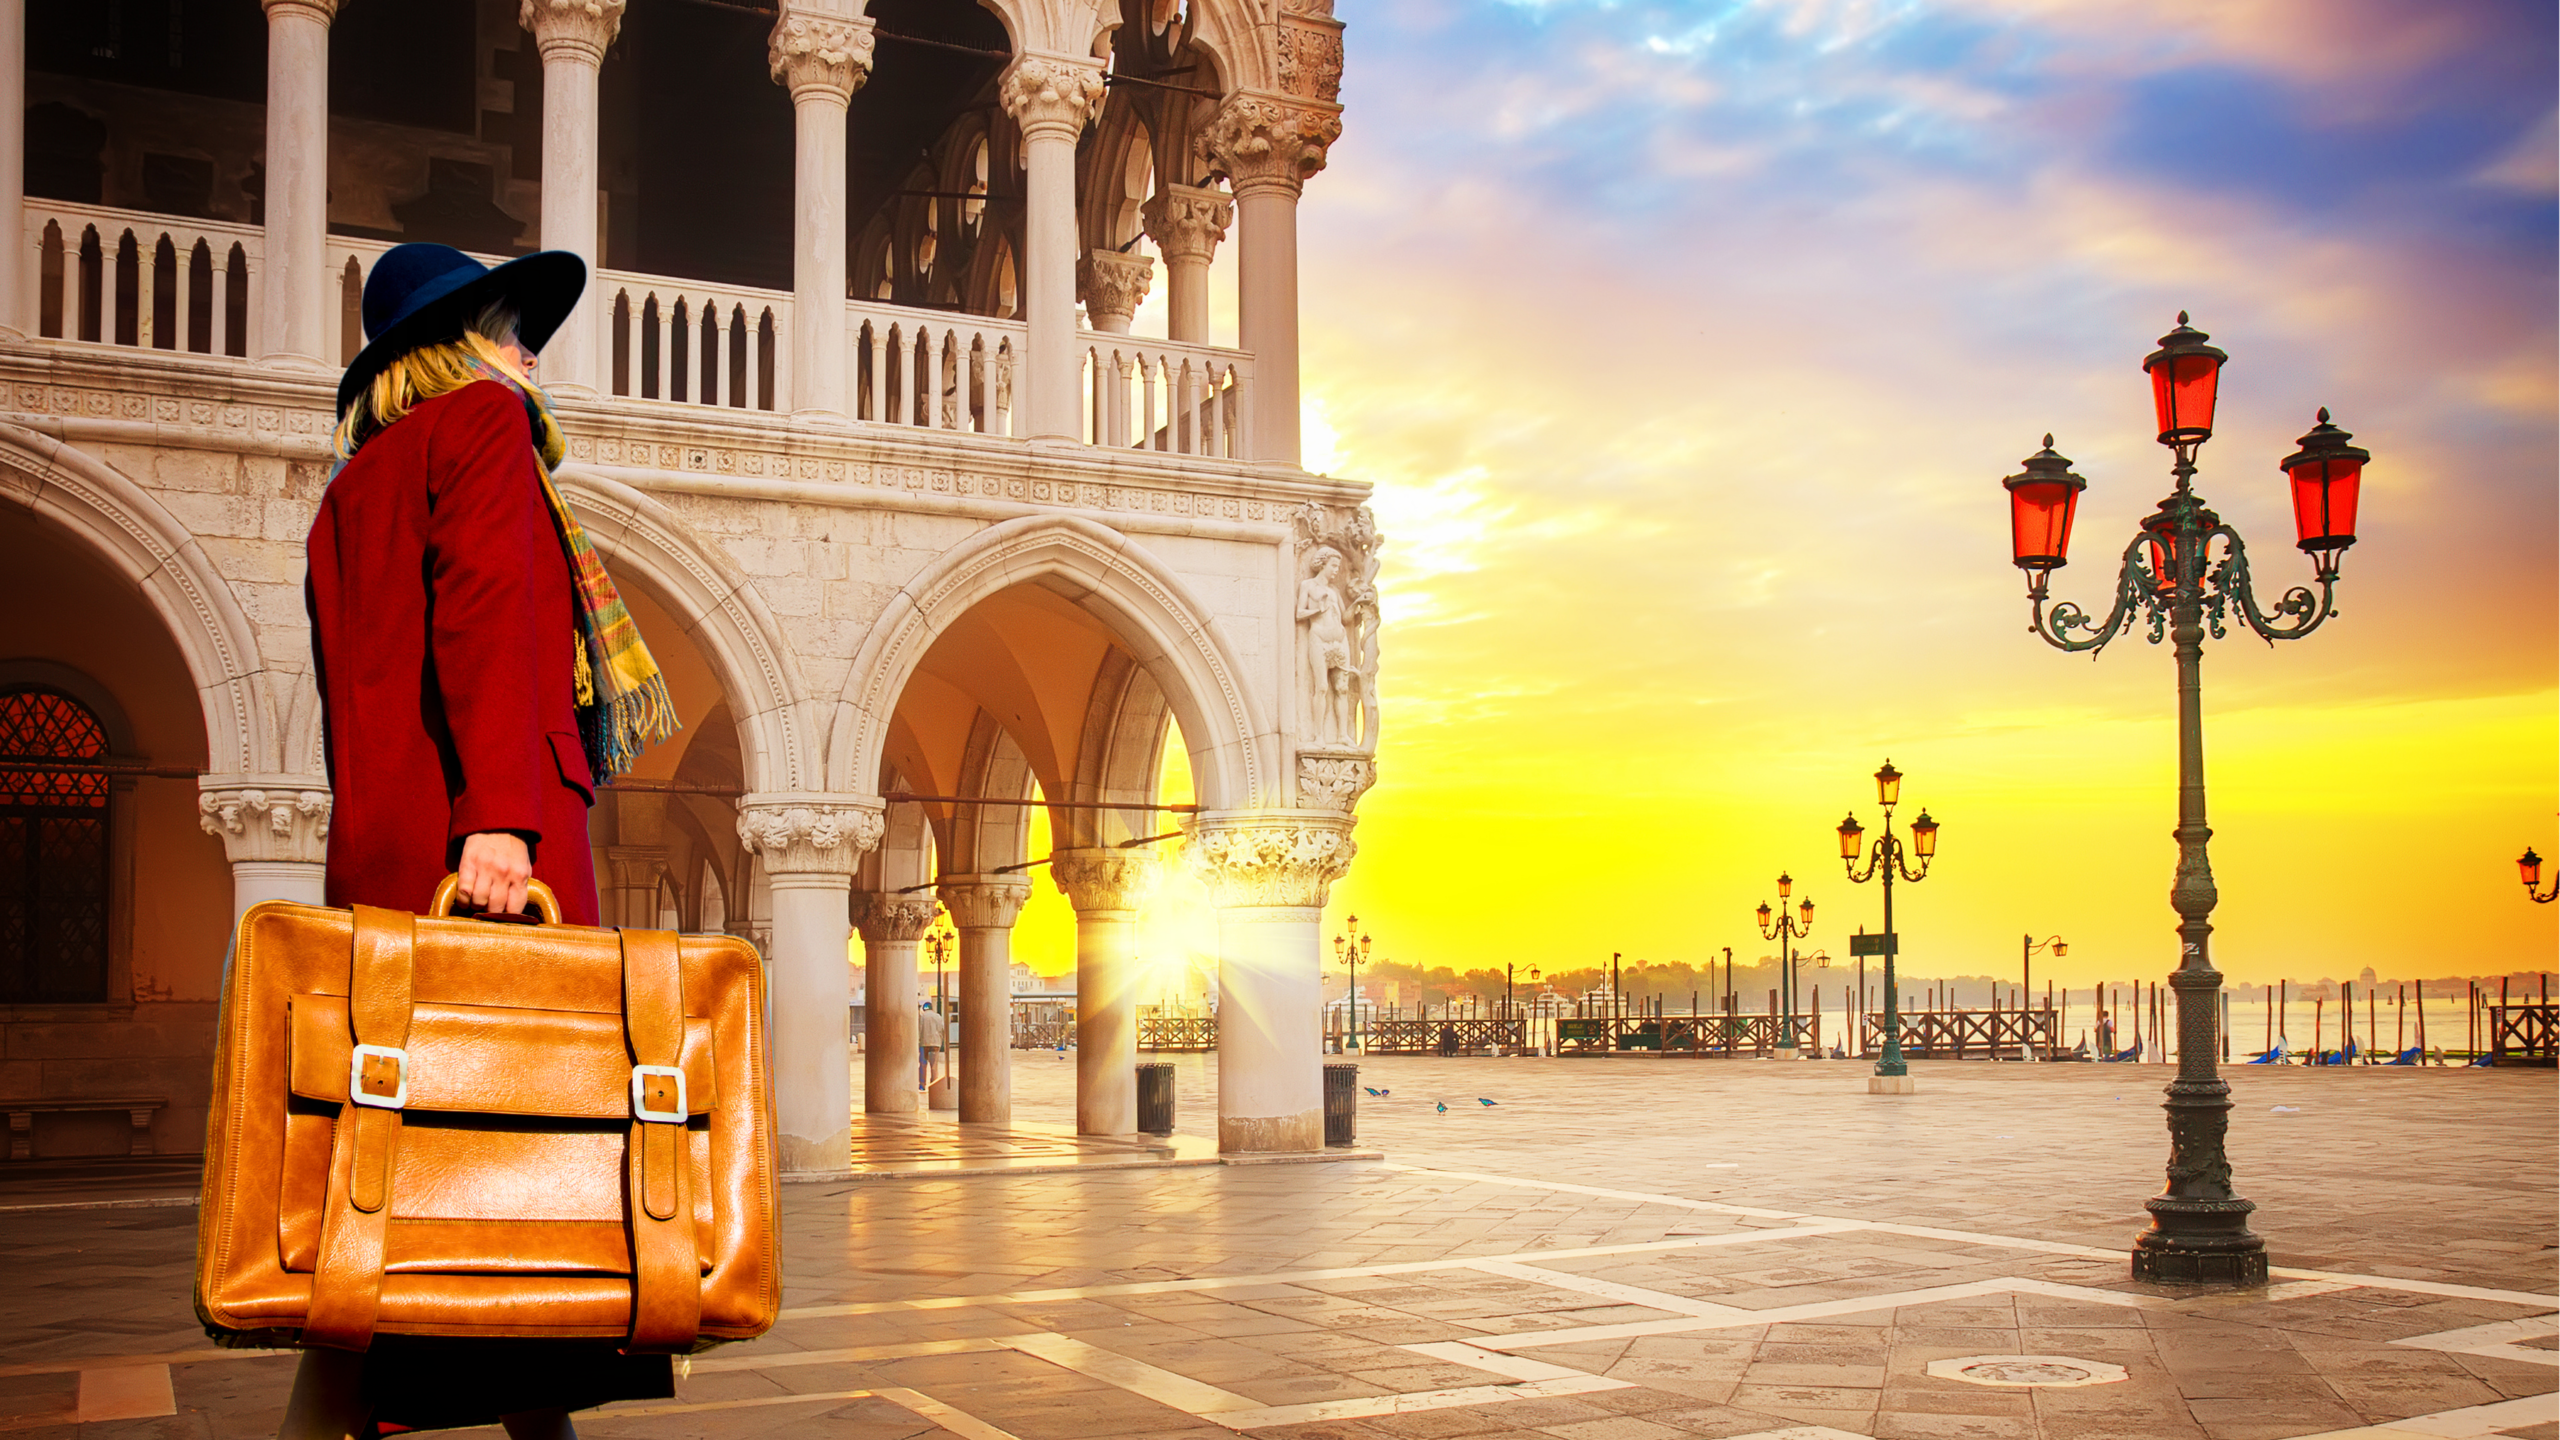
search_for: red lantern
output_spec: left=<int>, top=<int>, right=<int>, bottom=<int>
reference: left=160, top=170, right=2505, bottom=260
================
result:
left=2003, top=436, right=2086, bottom=570
left=2143, top=313, right=2227, bottom=445
left=2521, top=847, right=2545, bottom=891
left=2280, top=408, right=2368, bottom=554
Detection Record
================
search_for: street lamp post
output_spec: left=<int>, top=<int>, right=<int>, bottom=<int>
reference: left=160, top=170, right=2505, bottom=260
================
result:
left=1839, top=760, right=1938, bottom=1094
left=1333, top=915, right=1371, bottom=1051
left=1755, top=876, right=1814, bottom=1059
left=2518, top=849, right=2558, bottom=904
left=2024, top=935, right=2066, bottom=1057
left=2001, top=315, right=2370, bottom=1287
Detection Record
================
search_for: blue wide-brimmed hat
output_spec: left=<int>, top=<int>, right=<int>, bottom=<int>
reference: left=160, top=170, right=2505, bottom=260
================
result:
left=336, top=243, right=587, bottom=418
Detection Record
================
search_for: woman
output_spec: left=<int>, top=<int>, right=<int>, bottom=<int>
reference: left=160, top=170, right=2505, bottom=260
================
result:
left=283, top=243, right=678, bottom=1440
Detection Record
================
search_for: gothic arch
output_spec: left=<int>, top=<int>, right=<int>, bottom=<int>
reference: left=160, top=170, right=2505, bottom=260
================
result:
left=0, top=422, right=271, bottom=777
left=828, top=513, right=1276, bottom=812
left=550, top=468, right=817, bottom=795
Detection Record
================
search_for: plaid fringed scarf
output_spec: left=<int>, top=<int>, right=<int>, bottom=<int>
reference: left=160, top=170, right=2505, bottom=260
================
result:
left=461, top=361, right=681, bottom=783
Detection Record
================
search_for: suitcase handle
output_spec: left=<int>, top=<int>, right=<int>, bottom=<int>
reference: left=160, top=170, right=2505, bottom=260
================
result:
left=428, top=874, right=564, bottom=926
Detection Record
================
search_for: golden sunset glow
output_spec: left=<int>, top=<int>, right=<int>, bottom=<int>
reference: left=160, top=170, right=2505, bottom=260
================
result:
left=1009, top=1, right=2558, bottom=993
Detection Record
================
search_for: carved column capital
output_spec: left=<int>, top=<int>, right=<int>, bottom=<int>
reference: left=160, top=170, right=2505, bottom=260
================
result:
left=1274, top=1, right=1345, bottom=108
left=1184, top=813, right=1356, bottom=910
left=1140, top=184, right=1233, bottom=267
left=198, top=780, right=333, bottom=867
left=1077, top=250, right=1154, bottom=333
left=520, top=0, right=625, bottom=66
left=1000, top=53, right=1107, bottom=142
left=736, top=795, right=884, bottom=877
left=938, top=875, right=1034, bottom=931
left=852, top=891, right=940, bottom=944
left=606, top=845, right=667, bottom=891
left=260, top=0, right=343, bottom=23
left=767, top=7, right=876, bottom=105
left=1294, top=751, right=1377, bottom=814
left=1200, top=93, right=1343, bottom=198
left=1050, top=849, right=1156, bottom=913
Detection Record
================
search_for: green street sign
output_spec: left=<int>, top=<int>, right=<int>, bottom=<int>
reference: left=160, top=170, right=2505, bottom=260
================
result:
left=1849, top=932, right=1898, bottom=957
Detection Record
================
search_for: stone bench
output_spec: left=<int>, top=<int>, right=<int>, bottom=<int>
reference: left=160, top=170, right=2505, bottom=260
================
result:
left=5, top=1098, right=165, bottom=1160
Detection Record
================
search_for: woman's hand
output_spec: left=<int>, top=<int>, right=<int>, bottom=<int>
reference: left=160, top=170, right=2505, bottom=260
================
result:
left=457, top=831, right=533, bottom=915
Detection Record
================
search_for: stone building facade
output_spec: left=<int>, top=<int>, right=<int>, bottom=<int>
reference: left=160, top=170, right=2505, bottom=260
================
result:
left=0, top=0, right=1375, bottom=1172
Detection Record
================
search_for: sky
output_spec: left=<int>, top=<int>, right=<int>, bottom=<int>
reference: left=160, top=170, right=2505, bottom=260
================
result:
left=1009, top=0, right=2558, bottom=995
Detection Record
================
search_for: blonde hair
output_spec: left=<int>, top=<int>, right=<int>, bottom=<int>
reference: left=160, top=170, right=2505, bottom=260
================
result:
left=331, top=299, right=531, bottom=458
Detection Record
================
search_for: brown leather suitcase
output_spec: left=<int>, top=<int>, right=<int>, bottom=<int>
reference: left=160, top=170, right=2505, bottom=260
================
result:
left=194, top=879, right=780, bottom=1353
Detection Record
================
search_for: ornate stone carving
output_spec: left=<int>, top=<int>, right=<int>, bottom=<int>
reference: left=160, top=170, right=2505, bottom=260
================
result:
left=1200, top=93, right=1343, bottom=193
left=736, top=798, right=883, bottom=875
left=260, top=0, right=343, bottom=22
left=520, top=0, right=626, bottom=65
left=767, top=7, right=876, bottom=103
left=1049, top=849, right=1155, bottom=913
left=1292, top=501, right=1380, bottom=751
left=851, top=891, right=939, bottom=944
left=1140, top=184, right=1233, bottom=266
left=1275, top=5, right=1345, bottom=106
left=198, top=784, right=333, bottom=866
left=1000, top=54, right=1107, bottom=140
left=1184, top=816, right=1355, bottom=910
left=1078, top=250, right=1155, bottom=333
left=1294, top=751, right=1376, bottom=814
left=938, top=875, right=1034, bottom=930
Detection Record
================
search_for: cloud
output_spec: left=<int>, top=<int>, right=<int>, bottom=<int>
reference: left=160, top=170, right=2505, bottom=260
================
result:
left=1292, top=0, right=2555, bottom=984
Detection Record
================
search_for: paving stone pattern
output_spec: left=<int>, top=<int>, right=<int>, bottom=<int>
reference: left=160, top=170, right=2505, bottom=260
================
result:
left=0, top=1058, right=2548, bottom=1439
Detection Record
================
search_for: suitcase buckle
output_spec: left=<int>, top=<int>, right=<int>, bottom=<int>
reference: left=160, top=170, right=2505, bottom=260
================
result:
left=630, top=1064, right=687, bottom=1124
left=349, top=1044, right=409, bottom=1110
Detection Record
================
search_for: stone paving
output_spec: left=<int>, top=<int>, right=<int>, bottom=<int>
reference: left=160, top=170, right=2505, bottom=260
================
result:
left=0, top=1056, right=2549, bottom=1440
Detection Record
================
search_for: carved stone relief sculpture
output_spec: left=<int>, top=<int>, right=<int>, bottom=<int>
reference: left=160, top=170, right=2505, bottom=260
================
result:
left=1292, top=501, right=1379, bottom=753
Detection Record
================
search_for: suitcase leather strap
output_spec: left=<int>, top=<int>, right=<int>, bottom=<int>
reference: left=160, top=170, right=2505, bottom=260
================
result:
left=622, top=929, right=701, bottom=1353
left=302, top=905, right=416, bottom=1351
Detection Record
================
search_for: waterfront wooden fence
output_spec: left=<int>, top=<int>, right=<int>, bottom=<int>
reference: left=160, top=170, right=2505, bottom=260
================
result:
left=2489, top=1004, right=2556, bottom=1065
left=1137, top=1017, right=1217, bottom=1052
left=1552, top=1015, right=1787, bottom=1055
left=1862, top=1008, right=2061, bottom=1059
left=1361, top=1019, right=1527, bottom=1054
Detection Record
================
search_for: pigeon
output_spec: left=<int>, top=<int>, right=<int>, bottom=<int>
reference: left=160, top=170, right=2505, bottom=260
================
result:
left=1475, top=1098, right=1497, bottom=1107
left=1434, top=1101, right=1448, bottom=1113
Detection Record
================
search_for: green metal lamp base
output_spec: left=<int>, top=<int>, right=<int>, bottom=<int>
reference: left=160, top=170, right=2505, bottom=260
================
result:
left=2130, top=1199, right=2267, bottom=1287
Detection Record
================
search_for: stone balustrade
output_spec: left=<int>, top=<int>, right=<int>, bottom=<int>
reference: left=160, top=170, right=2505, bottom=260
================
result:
left=12, top=197, right=1251, bottom=460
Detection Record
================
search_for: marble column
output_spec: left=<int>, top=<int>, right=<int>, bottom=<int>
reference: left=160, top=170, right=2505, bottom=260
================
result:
left=1050, top=849, right=1152, bottom=1136
left=197, top=781, right=333, bottom=918
left=1076, top=251, right=1152, bottom=335
left=1186, top=813, right=1357, bottom=1153
left=519, top=0, right=624, bottom=393
left=999, top=55, right=1105, bottom=444
left=1202, top=96, right=1342, bottom=467
left=767, top=5, right=874, bottom=418
left=939, top=875, right=1032, bottom=1124
left=852, top=892, right=936, bottom=1115
left=0, top=0, right=25, bottom=338
left=737, top=797, right=882, bottom=1174
left=258, top=0, right=341, bottom=369
left=1138, top=184, right=1230, bottom=345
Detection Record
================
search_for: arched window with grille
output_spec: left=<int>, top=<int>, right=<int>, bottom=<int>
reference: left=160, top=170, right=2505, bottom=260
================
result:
left=0, top=687, right=112, bottom=1003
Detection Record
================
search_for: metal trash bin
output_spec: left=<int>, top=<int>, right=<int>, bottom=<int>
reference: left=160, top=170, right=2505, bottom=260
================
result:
left=1136, top=1062, right=1176, bottom=1136
left=1323, top=1063, right=1358, bottom=1147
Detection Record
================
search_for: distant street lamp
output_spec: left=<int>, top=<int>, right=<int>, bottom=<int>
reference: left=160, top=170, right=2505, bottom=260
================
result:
left=2024, top=934, right=2066, bottom=1010
left=2519, top=848, right=2557, bottom=904
left=2002, top=315, right=2369, bottom=1288
left=1333, top=915, right=1371, bottom=1051
left=1755, top=875, right=1815, bottom=1058
left=1840, top=759, right=1938, bottom=1093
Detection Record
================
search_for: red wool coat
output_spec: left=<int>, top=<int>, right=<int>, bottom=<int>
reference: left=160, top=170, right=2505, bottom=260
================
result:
left=305, top=380, right=601, bottom=925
